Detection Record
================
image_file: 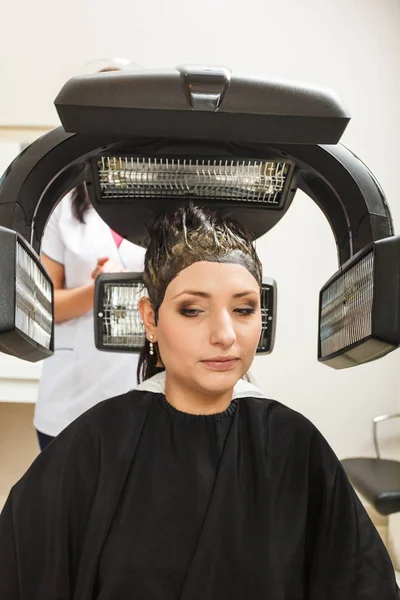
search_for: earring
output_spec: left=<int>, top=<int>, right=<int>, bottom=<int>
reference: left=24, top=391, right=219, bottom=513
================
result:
left=149, top=334, right=154, bottom=356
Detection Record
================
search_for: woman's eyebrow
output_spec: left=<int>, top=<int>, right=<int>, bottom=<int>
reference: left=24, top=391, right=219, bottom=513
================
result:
left=232, top=291, right=259, bottom=299
left=172, top=291, right=210, bottom=300
left=172, top=290, right=259, bottom=300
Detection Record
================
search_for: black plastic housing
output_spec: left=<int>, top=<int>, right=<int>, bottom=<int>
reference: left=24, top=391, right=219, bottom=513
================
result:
left=55, top=67, right=350, bottom=144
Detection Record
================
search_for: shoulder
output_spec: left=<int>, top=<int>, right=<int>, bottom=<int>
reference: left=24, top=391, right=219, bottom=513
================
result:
left=240, top=395, right=336, bottom=464
left=42, top=193, right=74, bottom=246
left=239, top=396, right=343, bottom=493
left=240, top=395, right=318, bottom=438
left=233, top=375, right=323, bottom=448
left=234, top=378, right=319, bottom=439
left=61, top=388, right=154, bottom=439
left=49, top=191, right=74, bottom=224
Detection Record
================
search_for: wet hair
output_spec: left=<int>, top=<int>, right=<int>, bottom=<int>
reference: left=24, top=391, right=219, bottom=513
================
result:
left=71, top=183, right=92, bottom=223
left=137, top=204, right=262, bottom=383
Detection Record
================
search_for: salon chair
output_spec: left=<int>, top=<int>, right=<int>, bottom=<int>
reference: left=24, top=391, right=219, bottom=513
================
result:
left=342, top=413, right=400, bottom=568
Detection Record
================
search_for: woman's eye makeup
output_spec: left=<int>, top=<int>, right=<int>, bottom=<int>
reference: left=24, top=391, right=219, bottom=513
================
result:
left=234, top=307, right=256, bottom=315
left=178, top=306, right=203, bottom=317
left=178, top=302, right=258, bottom=318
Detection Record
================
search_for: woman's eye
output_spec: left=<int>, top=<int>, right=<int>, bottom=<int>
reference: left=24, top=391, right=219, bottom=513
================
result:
left=235, top=307, right=256, bottom=316
left=179, top=308, right=202, bottom=317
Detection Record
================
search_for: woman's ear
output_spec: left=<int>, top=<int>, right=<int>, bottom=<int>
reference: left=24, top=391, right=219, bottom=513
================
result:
left=138, top=296, right=157, bottom=339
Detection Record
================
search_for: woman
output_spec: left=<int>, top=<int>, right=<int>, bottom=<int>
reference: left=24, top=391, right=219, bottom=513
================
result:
left=35, top=183, right=145, bottom=449
left=0, top=204, right=398, bottom=599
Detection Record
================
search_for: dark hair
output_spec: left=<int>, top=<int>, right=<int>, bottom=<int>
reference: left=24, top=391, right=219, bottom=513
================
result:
left=136, top=204, right=262, bottom=384
left=71, top=183, right=92, bottom=223
left=137, top=339, right=163, bottom=383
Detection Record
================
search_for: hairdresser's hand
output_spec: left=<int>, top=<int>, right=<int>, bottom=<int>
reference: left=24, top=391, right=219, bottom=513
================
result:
left=91, top=257, right=126, bottom=279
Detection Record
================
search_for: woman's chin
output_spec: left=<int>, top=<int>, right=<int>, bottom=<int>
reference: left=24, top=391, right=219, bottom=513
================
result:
left=193, top=369, right=242, bottom=395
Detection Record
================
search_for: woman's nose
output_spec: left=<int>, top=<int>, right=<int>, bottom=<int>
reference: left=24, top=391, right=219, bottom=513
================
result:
left=209, top=312, right=236, bottom=348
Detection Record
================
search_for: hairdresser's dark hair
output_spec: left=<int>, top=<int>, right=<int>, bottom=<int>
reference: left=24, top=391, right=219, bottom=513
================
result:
left=136, top=204, right=262, bottom=384
left=71, top=183, right=92, bottom=223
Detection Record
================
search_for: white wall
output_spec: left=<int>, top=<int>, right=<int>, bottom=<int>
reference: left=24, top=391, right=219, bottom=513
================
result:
left=0, top=0, right=400, bottom=458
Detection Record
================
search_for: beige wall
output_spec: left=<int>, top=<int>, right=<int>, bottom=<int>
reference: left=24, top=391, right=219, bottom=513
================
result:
left=0, top=402, right=39, bottom=509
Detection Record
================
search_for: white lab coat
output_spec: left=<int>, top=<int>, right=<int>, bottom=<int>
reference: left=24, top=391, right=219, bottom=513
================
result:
left=34, top=194, right=145, bottom=437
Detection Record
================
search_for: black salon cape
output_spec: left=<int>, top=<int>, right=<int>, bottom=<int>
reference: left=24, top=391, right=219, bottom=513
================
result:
left=0, top=389, right=398, bottom=600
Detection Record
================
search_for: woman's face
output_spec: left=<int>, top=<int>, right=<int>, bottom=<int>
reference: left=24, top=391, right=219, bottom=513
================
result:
left=151, top=261, right=261, bottom=397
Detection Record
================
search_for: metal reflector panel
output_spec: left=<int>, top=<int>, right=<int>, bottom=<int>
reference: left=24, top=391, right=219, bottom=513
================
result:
left=101, top=280, right=147, bottom=349
left=97, top=157, right=291, bottom=206
left=320, top=252, right=374, bottom=358
left=15, top=242, right=52, bottom=349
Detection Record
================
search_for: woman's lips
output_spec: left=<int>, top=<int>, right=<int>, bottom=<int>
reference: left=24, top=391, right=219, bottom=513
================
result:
left=201, top=358, right=239, bottom=371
